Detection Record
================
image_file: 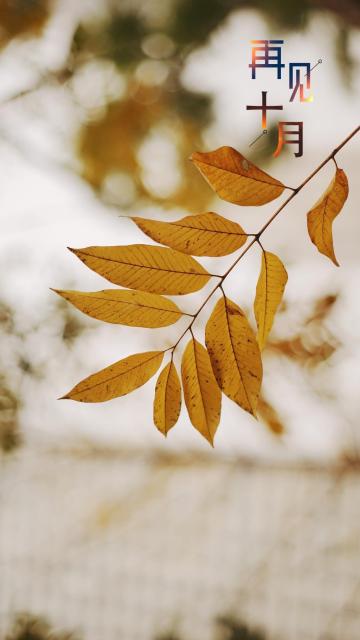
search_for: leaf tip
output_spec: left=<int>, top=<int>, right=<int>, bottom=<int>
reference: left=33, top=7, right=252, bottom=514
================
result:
left=189, top=151, right=201, bottom=164
left=205, top=433, right=215, bottom=448
left=50, top=287, right=65, bottom=299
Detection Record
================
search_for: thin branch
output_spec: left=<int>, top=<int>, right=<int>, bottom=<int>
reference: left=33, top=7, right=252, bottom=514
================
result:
left=167, top=125, right=359, bottom=355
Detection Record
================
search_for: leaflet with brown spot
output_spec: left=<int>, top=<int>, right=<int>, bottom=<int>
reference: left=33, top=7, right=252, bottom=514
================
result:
left=205, top=296, right=262, bottom=415
left=181, top=338, right=221, bottom=445
left=191, top=146, right=285, bottom=206
left=133, top=212, right=247, bottom=257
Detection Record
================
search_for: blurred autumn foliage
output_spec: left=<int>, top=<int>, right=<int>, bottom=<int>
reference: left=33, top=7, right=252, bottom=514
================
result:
left=0, top=375, right=20, bottom=453
left=4, top=614, right=78, bottom=640
left=0, top=302, right=20, bottom=453
left=0, top=296, right=89, bottom=453
left=4, top=613, right=266, bottom=640
left=267, top=294, right=339, bottom=369
left=0, top=0, right=50, bottom=46
left=78, top=89, right=211, bottom=210
left=259, top=293, right=340, bottom=436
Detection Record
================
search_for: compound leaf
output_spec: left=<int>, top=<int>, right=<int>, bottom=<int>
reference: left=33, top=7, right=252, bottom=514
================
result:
left=69, top=244, right=211, bottom=295
left=62, top=351, right=164, bottom=403
left=307, top=168, right=349, bottom=266
left=133, top=212, right=247, bottom=257
left=153, top=361, right=182, bottom=435
left=191, top=146, right=285, bottom=206
left=52, top=288, right=184, bottom=328
left=254, top=251, right=288, bottom=350
left=181, top=338, right=221, bottom=445
left=205, top=296, right=262, bottom=415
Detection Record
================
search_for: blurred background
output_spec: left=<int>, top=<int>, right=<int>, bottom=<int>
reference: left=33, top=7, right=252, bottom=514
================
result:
left=0, top=0, right=359, bottom=638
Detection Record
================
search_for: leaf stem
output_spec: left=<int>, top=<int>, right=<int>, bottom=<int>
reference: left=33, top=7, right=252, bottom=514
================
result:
left=167, top=125, right=359, bottom=355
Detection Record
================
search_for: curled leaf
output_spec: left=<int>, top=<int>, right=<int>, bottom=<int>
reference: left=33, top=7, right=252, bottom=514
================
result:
left=307, top=168, right=349, bottom=266
left=205, top=297, right=262, bottom=416
left=133, top=212, right=247, bottom=257
left=191, top=146, right=285, bottom=206
left=181, top=338, right=221, bottom=445
left=69, top=244, right=211, bottom=295
left=254, top=251, right=288, bottom=350
left=62, top=351, right=163, bottom=403
left=153, top=361, right=182, bottom=435
left=52, top=288, right=184, bottom=328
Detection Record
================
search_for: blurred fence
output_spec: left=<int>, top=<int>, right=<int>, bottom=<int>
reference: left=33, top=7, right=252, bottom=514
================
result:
left=0, top=447, right=359, bottom=640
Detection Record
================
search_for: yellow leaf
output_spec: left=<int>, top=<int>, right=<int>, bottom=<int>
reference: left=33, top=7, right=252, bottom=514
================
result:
left=132, top=212, right=247, bottom=257
left=307, top=168, right=349, bottom=266
left=191, top=146, right=285, bottom=206
left=69, top=244, right=211, bottom=295
left=181, top=338, right=221, bottom=445
left=153, top=361, right=182, bottom=435
left=62, top=351, right=163, bottom=403
left=205, top=297, right=262, bottom=415
left=254, top=251, right=288, bottom=350
left=52, top=288, right=184, bottom=328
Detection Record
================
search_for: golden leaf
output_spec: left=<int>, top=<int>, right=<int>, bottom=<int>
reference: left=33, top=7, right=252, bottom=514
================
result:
left=254, top=251, right=288, bottom=350
left=132, top=212, right=247, bottom=257
left=52, top=288, right=184, bottom=328
left=191, top=146, right=285, bottom=206
left=153, top=361, right=182, bottom=435
left=181, top=338, right=221, bottom=445
left=307, top=168, right=349, bottom=266
left=205, top=297, right=262, bottom=415
left=62, top=351, right=163, bottom=403
left=69, top=244, right=211, bottom=295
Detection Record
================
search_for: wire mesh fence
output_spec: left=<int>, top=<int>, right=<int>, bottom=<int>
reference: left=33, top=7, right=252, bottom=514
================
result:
left=1, top=446, right=359, bottom=640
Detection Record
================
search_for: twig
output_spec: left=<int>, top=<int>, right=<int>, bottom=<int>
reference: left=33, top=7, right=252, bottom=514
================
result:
left=166, top=125, right=360, bottom=355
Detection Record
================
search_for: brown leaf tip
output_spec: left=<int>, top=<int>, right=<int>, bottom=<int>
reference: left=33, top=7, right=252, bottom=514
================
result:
left=189, top=151, right=200, bottom=163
